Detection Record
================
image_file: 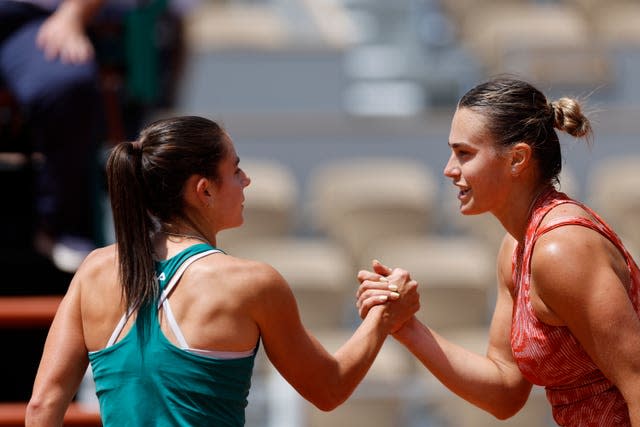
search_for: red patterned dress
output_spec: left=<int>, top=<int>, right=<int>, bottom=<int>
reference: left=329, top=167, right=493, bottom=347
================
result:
left=511, top=188, right=639, bottom=426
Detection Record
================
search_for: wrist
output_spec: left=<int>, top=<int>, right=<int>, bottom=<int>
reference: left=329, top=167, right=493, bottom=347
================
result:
left=391, top=316, right=420, bottom=343
left=365, top=305, right=393, bottom=335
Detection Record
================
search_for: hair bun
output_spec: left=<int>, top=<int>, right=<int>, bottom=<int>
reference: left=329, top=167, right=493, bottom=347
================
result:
left=550, top=98, right=592, bottom=139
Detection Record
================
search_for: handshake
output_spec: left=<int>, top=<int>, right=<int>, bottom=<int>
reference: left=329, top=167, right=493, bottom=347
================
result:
left=356, top=259, right=420, bottom=334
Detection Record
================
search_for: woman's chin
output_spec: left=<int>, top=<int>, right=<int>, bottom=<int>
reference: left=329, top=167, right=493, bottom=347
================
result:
left=459, top=204, right=483, bottom=216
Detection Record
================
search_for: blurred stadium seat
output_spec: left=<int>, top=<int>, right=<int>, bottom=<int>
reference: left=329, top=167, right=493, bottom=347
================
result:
left=455, top=2, right=611, bottom=91
left=591, top=1, right=640, bottom=48
left=440, top=0, right=527, bottom=27
left=586, top=155, right=640, bottom=256
left=306, top=156, right=438, bottom=264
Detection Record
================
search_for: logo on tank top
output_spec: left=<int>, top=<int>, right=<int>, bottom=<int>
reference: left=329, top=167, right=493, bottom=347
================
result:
left=157, top=272, right=166, bottom=282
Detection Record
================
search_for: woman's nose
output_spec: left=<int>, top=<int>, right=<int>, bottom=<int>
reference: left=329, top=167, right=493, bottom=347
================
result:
left=443, top=155, right=459, bottom=178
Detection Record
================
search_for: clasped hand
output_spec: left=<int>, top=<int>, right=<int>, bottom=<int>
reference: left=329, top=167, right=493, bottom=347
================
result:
left=356, top=259, right=420, bottom=333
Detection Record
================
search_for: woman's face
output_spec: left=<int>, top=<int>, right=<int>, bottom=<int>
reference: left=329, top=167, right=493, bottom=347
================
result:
left=444, top=107, right=512, bottom=215
left=211, top=136, right=251, bottom=230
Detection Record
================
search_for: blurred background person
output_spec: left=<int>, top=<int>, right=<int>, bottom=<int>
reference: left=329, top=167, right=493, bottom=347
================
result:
left=0, top=0, right=105, bottom=273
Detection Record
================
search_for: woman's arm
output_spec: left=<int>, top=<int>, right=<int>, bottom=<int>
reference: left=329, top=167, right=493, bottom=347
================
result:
left=532, top=225, right=640, bottom=425
left=357, top=238, right=532, bottom=419
left=250, top=263, right=419, bottom=411
left=26, top=274, right=89, bottom=427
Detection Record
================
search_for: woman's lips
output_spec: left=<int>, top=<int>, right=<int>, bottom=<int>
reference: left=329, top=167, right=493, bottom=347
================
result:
left=457, top=187, right=470, bottom=199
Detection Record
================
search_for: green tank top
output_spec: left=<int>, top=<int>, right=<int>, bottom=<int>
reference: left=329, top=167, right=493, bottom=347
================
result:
left=88, top=244, right=258, bottom=426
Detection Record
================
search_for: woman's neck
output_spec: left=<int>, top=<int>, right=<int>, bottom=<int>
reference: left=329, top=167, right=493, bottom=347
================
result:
left=496, top=183, right=552, bottom=243
left=161, top=230, right=211, bottom=245
left=160, top=219, right=217, bottom=248
left=153, top=225, right=217, bottom=261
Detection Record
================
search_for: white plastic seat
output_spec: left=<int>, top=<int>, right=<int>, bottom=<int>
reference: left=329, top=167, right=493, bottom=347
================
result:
left=587, top=155, right=640, bottom=255
left=306, top=156, right=438, bottom=264
left=440, top=0, right=527, bottom=27
left=458, top=2, right=607, bottom=90
left=576, top=1, right=640, bottom=47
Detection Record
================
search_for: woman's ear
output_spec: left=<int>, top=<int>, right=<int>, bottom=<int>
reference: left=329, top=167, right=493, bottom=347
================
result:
left=195, top=177, right=214, bottom=207
left=183, top=175, right=213, bottom=208
left=510, top=142, right=533, bottom=176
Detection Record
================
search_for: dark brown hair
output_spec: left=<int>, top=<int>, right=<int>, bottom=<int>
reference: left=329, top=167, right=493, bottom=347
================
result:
left=458, top=77, right=592, bottom=184
left=106, top=116, right=228, bottom=311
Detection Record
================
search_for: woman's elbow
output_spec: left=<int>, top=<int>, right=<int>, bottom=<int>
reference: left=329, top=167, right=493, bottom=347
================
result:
left=491, top=407, right=519, bottom=421
left=486, top=393, right=529, bottom=420
left=25, top=391, right=66, bottom=426
left=304, top=387, right=349, bottom=412
left=25, top=397, right=49, bottom=426
left=310, top=393, right=345, bottom=412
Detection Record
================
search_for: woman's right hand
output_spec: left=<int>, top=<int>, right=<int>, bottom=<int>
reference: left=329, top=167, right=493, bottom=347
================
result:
left=356, top=260, right=420, bottom=333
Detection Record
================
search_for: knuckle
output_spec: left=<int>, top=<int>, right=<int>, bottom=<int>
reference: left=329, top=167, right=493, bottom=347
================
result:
left=395, top=269, right=411, bottom=282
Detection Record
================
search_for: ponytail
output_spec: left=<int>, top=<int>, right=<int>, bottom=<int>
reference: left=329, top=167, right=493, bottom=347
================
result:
left=106, top=140, right=157, bottom=312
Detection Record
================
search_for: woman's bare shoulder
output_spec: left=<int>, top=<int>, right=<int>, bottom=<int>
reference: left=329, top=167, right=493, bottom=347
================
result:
left=541, top=200, right=592, bottom=224
left=192, top=253, right=288, bottom=293
left=77, top=244, right=117, bottom=275
left=74, top=244, right=119, bottom=295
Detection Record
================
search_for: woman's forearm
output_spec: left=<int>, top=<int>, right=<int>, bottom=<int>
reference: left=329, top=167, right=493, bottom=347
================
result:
left=393, top=318, right=530, bottom=418
left=334, top=306, right=391, bottom=392
left=303, top=305, right=390, bottom=411
left=324, top=280, right=419, bottom=409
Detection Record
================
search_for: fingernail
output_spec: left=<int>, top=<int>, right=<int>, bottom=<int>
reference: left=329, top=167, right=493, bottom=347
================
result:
left=389, top=292, right=400, bottom=299
left=387, top=284, right=398, bottom=291
left=379, top=276, right=388, bottom=282
left=373, top=259, right=381, bottom=264
left=378, top=295, right=388, bottom=302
